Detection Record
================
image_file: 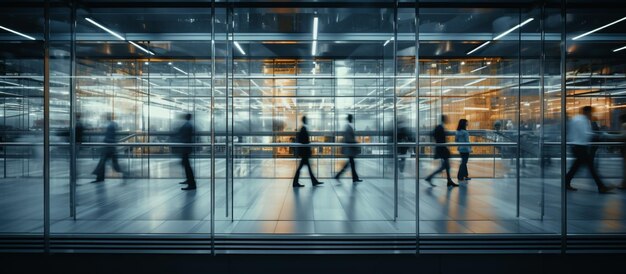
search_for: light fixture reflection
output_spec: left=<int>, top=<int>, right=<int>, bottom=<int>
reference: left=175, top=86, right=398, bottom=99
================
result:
left=572, top=16, right=626, bottom=40
left=0, top=25, right=36, bottom=40
left=234, top=41, right=246, bottom=55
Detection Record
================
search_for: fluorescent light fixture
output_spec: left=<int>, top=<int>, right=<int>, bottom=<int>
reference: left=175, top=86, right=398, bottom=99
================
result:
left=464, top=78, right=487, bottom=86
left=493, top=18, right=534, bottom=40
left=383, top=36, right=394, bottom=47
left=234, top=41, right=246, bottom=55
left=312, top=40, right=317, bottom=56
left=470, top=65, right=488, bottom=73
left=613, top=45, right=626, bottom=52
left=172, top=66, right=188, bottom=75
left=85, top=18, right=125, bottom=40
left=432, top=78, right=446, bottom=84
left=0, top=25, right=36, bottom=40
left=0, top=80, right=20, bottom=86
left=128, top=41, right=155, bottom=55
left=313, top=17, right=319, bottom=40
left=464, top=107, right=489, bottom=111
left=442, top=89, right=452, bottom=93
left=572, top=16, right=626, bottom=40
left=467, top=41, right=491, bottom=55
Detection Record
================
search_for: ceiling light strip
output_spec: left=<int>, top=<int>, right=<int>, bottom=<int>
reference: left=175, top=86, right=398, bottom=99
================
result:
left=234, top=41, right=246, bottom=55
left=572, top=16, right=626, bottom=40
left=466, top=41, right=491, bottom=55
left=493, top=18, right=535, bottom=40
left=0, top=25, right=36, bottom=40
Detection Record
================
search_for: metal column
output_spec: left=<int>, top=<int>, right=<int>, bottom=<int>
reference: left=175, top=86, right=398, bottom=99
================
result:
left=414, top=0, right=421, bottom=255
left=69, top=0, right=78, bottom=220
left=43, top=0, right=51, bottom=253
left=392, top=0, right=399, bottom=221
left=559, top=0, right=568, bottom=254
left=210, top=0, right=217, bottom=255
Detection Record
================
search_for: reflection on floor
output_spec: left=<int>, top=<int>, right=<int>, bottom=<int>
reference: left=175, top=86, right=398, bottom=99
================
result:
left=0, top=158, right=625, bottom=235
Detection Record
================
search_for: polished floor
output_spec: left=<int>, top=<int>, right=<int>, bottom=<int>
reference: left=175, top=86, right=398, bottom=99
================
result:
left=0, top=157, right=625, bottom=235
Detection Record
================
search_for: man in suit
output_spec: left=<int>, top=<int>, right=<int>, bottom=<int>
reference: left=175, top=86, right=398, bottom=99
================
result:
left=177, top=113, right=196, bottom=190
left=425, top=115, right=458, bottom=187
left=91, top=113, right=125, bottom=183
left=293, top=116, right=324, bottom=187
left=335, top=114, right=362, bottom=182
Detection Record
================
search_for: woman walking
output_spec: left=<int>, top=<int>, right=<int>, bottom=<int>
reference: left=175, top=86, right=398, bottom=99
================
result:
left=455, top=119, right=472, bottom=182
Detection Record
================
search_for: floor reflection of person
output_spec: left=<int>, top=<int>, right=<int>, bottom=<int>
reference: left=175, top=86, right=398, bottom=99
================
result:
left=335, top=114, right=362, bottom=183
left=91, top=113, right=125, bottom=183
left=177, top=113, right=196, bottom=191
left=455, top=119, right=472, bottom=182
left=565, top=106, right=613, bottom=193
left=425, top=115, right=458, bottom=187
left=293, top=116, right=324, bottom=187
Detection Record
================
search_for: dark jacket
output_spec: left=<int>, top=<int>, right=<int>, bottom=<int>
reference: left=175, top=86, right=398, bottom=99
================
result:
left=433, top=124, right=450, bottom=159
left=176, top=121, right=194, bottom=153
left=341, top=124, right=360, bottom=157
left=295, top=125, right=311, bottom=157
left=103, top=121, right=118, bottom=143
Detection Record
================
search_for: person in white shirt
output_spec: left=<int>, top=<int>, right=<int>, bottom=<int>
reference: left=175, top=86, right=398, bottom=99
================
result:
left=335, top=114, right=362, bottom=183
left=565, top=106, right=613, bottom=193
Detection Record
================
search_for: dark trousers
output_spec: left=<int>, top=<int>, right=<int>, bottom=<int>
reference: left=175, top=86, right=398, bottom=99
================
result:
left=426, top=156, right=451, bottom=181
left=458, top=152, right=469, bottom=180
left=92, top=146, right=122, bottom=181
left=336, top=157, right=360, bottom=181
left=293, top=157, right=319, bottom=185
left=398, top=157, right=406, bottom=173
left=565, top=145, right=606, bottom=190
left=181, top=151, right=196, bottom=187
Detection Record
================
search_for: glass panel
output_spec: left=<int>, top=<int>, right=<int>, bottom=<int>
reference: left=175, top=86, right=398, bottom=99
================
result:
left=49, top=8, right=213, bottom=235
left=0, top=6, right=44, bottom=237
left=417, top=7, right=560, bottom=234
left=218, top=6, right=403, bottom=235
left=566, top=7, right=626, bottom=234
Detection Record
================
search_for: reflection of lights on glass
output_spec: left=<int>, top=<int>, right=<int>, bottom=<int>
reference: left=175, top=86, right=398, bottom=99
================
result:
left=117, top=62, right=122, bottom=65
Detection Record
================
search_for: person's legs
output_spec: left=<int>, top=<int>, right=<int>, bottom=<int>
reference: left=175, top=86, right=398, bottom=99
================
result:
left=580, top=148, right=607, bottom=190
left=426, top=160, right=446, bottom=180
left=565, top=146, right=585, bottom=187
left=349, top=157, right=360, bottom=181
left=442, top=156, right=452, bottom=181
left=336, top=159, right=349, bottom=178
left=458, top=153, right=469, bottom=180
left=304, top=157, right=320, bottom=184
left=293, top=158, right=305, bottom=185
left=110, top=147, right=122, bottom=173
left=182, top=152, right=195, bottom=186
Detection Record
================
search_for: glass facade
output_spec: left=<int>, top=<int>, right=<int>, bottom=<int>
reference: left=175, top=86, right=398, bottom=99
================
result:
left=1, top=0, right=625, bottom=253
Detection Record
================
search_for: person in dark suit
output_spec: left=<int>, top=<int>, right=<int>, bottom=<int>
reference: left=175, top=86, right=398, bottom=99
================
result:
left=425, top=115, right=458, bottom=187
left=293, top=116, right=324, bottom=187
left=335, top=114, right=362, bottom=183
left=177, top=113, right=196, bottom=190
left=91, top=113, right=124, bottom=183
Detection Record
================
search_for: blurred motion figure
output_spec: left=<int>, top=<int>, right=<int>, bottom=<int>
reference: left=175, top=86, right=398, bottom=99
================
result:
left=293, top=116, right=324, bottom=187
left=425, top=115, right=458, bottom=187
left=565, top=106, right=612, bottom=193
left=335, top=114, right=362, bottom=183
left=91, top=113, right=125, bottom=183
left=455, top=119, right=472, bottom=182
left=177, top=113, right=196, bottom=191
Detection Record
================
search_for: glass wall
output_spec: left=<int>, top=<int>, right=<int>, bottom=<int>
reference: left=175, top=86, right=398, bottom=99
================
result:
left=0, top=0, right=625, bottom=253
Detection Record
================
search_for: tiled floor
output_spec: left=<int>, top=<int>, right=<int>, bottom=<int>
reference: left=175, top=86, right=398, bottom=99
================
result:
left=0, top=157, right=625, bottom=235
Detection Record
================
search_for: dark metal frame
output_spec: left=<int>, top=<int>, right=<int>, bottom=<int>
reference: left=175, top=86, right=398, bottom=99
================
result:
left=3, top=0, right=626, bottom=255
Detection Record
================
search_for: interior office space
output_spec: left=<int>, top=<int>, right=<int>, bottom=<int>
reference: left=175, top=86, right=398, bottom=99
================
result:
left=1, top=0, right=626, bottom=261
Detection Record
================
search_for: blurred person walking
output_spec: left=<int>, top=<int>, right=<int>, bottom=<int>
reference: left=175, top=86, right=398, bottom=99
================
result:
left=176, top=113, right=196, bottom=191
left=91, top=113, right=125, bottom=183
left=455, top=119, right=472, bottom=182
left=565, top=106, right=613, bottom=193
left=293, top=116, right=324, bottom=187
left=425, top=115, right=458, bottom=187
left=335, top=114, right=362, bottom=183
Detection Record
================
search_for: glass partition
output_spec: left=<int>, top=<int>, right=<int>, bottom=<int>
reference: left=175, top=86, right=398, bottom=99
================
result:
left=1, top=0, right=625, bottom=254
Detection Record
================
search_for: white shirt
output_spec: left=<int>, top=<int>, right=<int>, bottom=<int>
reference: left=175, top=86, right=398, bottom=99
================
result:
left=568, top=114, right=593, bottom=145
